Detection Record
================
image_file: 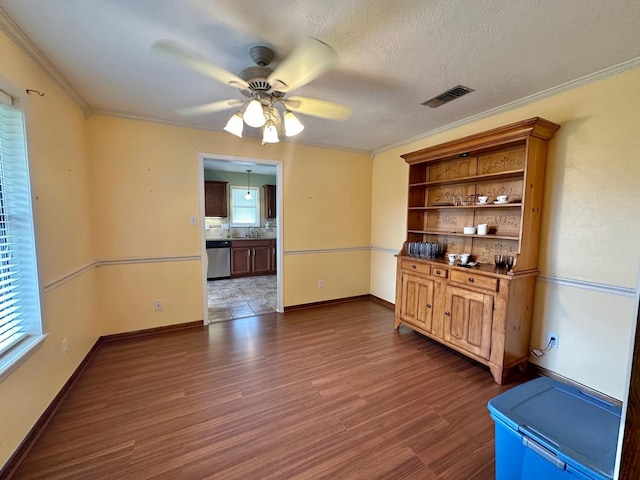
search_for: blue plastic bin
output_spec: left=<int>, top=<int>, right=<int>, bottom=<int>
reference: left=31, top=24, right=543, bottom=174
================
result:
left=487, top=377, right=621, bottom=480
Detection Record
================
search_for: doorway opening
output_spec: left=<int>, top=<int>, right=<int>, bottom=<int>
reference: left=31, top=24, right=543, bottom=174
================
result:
left=199, top=154, right=282, bottom=324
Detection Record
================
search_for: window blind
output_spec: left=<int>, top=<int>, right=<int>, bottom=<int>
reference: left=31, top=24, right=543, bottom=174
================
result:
left=0, top=92, right=42, bottom=358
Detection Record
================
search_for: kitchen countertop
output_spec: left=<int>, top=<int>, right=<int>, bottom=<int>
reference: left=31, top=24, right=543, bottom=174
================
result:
left=205, top=236, right=276, bottom=241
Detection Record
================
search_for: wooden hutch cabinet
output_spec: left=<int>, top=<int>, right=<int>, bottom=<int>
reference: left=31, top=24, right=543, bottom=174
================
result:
left=394, top=117, right=560, bottom=384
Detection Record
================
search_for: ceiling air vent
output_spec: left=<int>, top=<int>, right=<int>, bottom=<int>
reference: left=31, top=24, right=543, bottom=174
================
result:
left=422, top=85, right=475, bottom=108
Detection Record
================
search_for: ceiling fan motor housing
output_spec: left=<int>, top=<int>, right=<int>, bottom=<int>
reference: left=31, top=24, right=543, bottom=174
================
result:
left=239, top=46, right=285, bottom=98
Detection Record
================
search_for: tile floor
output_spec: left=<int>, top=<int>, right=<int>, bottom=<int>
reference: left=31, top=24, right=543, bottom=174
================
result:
left=207, top=275, right=277, bottom=323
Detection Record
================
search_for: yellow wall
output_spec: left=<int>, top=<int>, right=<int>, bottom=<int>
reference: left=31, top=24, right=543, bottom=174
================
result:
left=370, top=67, right=640, bottom=399
left=86, top=115, right=372, bottom=328
left=0, top=30, right=99, bottom=467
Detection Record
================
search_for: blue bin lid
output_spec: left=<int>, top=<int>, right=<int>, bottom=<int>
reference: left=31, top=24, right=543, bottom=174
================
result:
left=488, top=377, right=621, bottom=479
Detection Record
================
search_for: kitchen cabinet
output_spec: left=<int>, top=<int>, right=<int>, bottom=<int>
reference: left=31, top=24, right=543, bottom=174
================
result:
left=394, top=117, right=560, bottom=384
left=263, top=184, right=276, bottom=219
left=270, top=239, right=277, bottom=274
left=205, top=180, right=228, bottom=217
left=231, top=239, right=276, bottom=277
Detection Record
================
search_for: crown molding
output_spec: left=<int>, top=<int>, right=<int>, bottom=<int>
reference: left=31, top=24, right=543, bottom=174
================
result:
left=373, top=56, right=640, bottom=156
left=0, top=8, right=91, bottom=117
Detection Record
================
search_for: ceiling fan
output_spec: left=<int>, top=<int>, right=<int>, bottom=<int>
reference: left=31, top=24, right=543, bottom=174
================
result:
left=153, top=36, right=351, bottom=144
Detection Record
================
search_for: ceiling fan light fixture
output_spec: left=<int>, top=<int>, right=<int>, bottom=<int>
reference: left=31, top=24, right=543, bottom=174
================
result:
left=244, top=99, right=266, bottom=127
left=262, top=121, right=279, bottom=144
left=284, top=111, right=304, bottom=137
left=223, top=112, right=244, bottom=137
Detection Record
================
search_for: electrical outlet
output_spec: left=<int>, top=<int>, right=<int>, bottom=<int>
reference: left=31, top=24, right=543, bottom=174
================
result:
left=62, top=338, right=69, bottom=354
left=154, top=300, right=163, bottom=311
left=547, top=332, right=559, bottom=349
left=318, top=280, right=324, bottom=288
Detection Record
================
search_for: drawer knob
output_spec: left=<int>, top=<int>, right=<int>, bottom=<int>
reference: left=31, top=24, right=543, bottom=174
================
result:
left=426, top=304, right=432, bottom=309
left=445, top=311, right=451, bottom=316
left=435, top=270, right=441, bottom=275
left=411, top=265, right=416, bottom=269
left=468, top=277, right=474, bottom=283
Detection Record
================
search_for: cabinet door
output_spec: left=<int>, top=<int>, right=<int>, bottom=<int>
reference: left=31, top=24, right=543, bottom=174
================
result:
left=230, top=247, right=251, bottom=276
left=205, top=181, right=228, bottom=217
left=252, top=245, right=271, bottom=274
left=269, top=240, right=277, bottom=274
left=400, top=272, right=435, bottom=333
left=443, top=285, right=493, bottom=359
left=263, top=184, right=276, bottom=219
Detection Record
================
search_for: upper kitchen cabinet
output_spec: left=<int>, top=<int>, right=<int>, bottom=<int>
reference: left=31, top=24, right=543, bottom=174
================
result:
left=205, top=180, right=228, bottom=217
left=263, top=184, right=276, bottom=219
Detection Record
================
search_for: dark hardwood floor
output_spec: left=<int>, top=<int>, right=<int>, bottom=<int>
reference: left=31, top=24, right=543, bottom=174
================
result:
left=12, top=299, right=532, bottom=479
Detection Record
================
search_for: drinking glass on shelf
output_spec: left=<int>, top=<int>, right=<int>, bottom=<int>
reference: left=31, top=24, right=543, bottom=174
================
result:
left=506, top=255, right=515, bottom=270
left=494, top=254, right=506, bottom=267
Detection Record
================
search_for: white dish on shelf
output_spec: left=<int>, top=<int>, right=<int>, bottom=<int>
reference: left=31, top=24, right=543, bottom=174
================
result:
left=493, top=200, right=509, bottom=204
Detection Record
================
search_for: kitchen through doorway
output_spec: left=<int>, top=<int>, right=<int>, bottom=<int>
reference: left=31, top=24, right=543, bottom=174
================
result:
left=201, top=156, right=281, bottom=323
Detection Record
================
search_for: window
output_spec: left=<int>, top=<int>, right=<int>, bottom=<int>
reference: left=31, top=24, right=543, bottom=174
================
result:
left=0, top=90, right=44, bottom=379
left=230, top=185, right=260, bottom=227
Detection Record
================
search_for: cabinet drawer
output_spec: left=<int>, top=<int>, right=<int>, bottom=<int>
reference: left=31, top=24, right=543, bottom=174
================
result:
left=400, top=259, right=431, bottom=276
left=450, top=270, right=498, bottom=291
left=431, top=266, right=448, bottom=278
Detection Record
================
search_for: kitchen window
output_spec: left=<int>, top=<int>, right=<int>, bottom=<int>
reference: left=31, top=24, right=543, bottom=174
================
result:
left=230, top=185, right=260, bottom=227
left=0, top=89, right=44, bottom=380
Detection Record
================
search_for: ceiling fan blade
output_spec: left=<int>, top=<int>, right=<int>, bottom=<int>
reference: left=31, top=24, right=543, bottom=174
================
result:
left=268, top=37, right=338, bottom=93
left=282, top=96, right=351, bottom=121
left=177, top=99, right=243, bottom=116
left=153, top=40, right=249, bottom=90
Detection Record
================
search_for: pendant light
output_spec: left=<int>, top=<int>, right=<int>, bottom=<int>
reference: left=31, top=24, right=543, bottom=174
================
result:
left=244, top=169, right=253, bottom=200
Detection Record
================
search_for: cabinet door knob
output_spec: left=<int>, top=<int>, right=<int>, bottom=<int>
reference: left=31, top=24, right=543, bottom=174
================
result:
left=468, top=277, right=474, bottom=283
left=426, top=304, right=432, bottom=309
left=445, top=311, right=451, bottom=316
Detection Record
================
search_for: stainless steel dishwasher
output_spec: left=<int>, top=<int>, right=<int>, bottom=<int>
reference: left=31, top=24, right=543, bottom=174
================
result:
left=206, top=240, right=231, bottom=280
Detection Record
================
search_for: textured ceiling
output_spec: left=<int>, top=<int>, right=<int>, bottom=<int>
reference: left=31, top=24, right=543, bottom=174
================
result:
left=1, top=0, right=640, bottom=153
